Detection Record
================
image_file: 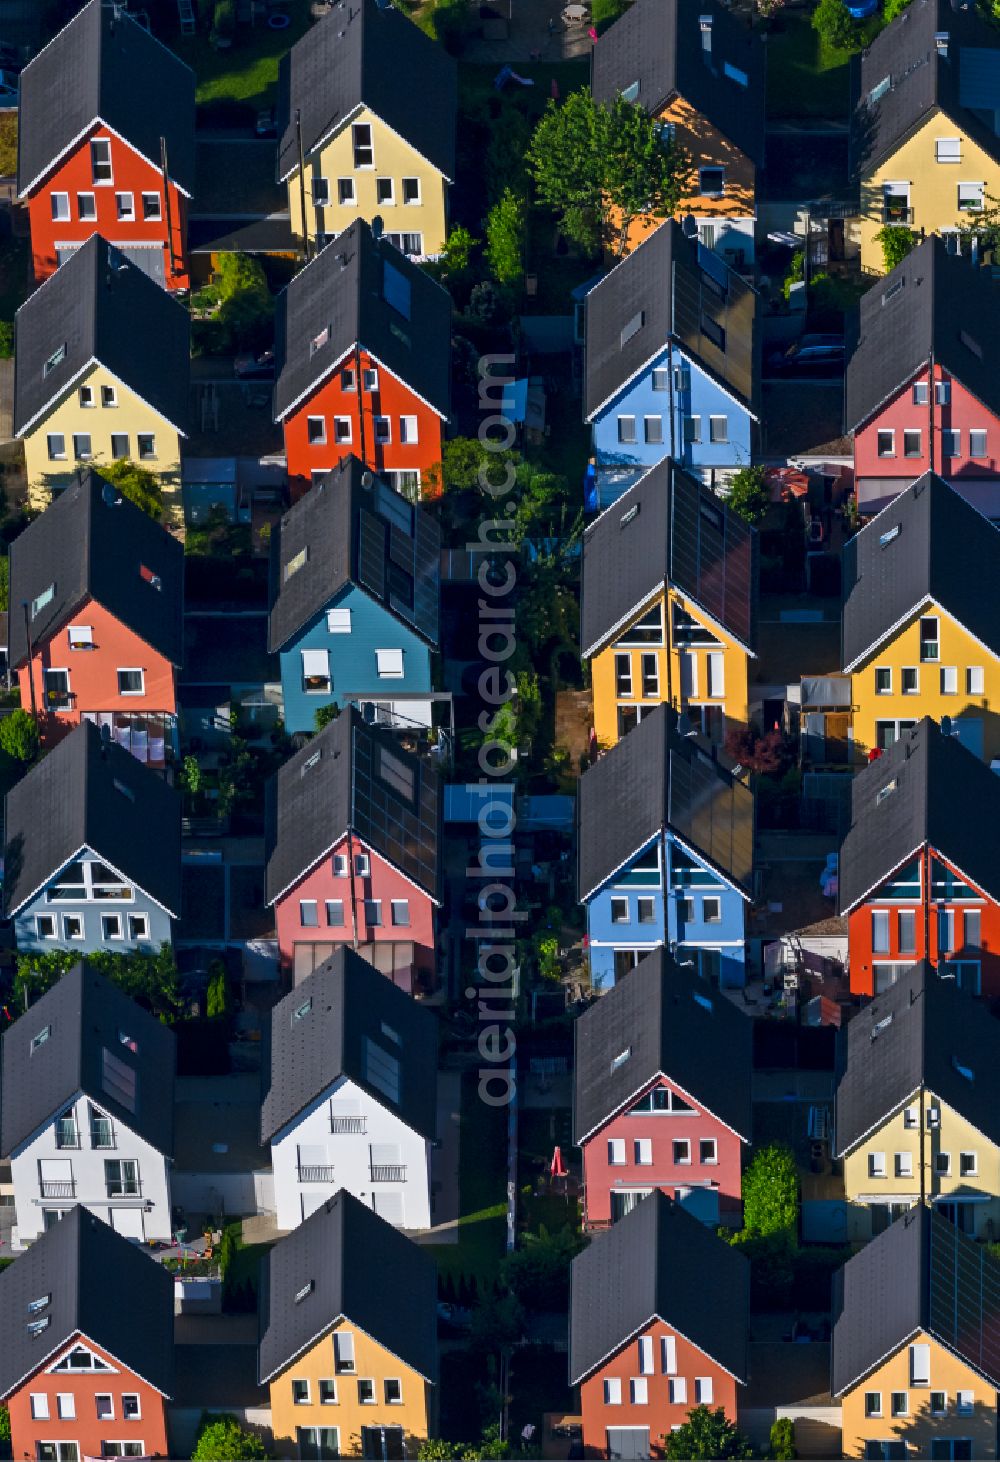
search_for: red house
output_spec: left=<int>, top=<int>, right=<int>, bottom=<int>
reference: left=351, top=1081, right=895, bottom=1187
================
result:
left=846, top=236, right=1000, bottom=519
left=570, top=1191, right=749, bottom=1460
left=8, top=468, right=184, bottom=765
left=0, top=1206, right=174, bottom=1461
left=17, top=0, right=194, bottom=291
left=839, top=717, right=1000, bottom=997
left=574, top=949, right=751, bottom=1231
left=264, top=708, right=441, bottom=992
left=274, top=219, right=451, bottom=500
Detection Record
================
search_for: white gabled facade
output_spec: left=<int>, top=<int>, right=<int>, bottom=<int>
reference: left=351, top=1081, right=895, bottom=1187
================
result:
left=10, top=1089, right=172, bottom=1248
left=270, top=1074, right=432, bottom=1233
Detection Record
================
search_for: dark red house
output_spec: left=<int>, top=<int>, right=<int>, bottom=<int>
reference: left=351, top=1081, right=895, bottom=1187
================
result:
left=17, top=0, right=194, bottom=291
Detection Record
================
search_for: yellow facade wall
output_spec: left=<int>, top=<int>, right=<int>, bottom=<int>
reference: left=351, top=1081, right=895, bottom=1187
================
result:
left=21, top=362, right=183, bottom=521
left=859, top=113, right=1000, bottom=273
left=286, top=107, right=448, bottom=256
left=841, top=1331, right=996, bottom=1459
left=269, top=1317, right=434, bottom=1458
left=590, top=587, right=751, bottom=749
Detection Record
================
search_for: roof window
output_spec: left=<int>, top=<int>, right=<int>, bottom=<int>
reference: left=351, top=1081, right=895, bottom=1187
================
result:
left=31, top=1025, right=52, bottom=1053
left=294, top=1280, right=315, bottom=1304
left=620, top=504, right=639, bottom=529
left=139, top=563, right=162, bottom=590
left=610, top=1047, right=632, bottom=1073
left=310, top=326, right=330, bottom=357
left=876, top=778, right=897, bottom=806
left=952, top=1056, right=974, bottom=1081
left=44, top=345, right=66, bottom=378
left=960, top=329, right=983, bottom=359
left=292, top=998, right=313, bottom=1025
left=620, top=312, right=644, bottom=347
left=31, top=584, right=55, bottom=619
left=882, top=279, right=904, bottom=305
left=879, top=524, right=900, bottom=548
left=284, top=547, right=308, bottom=581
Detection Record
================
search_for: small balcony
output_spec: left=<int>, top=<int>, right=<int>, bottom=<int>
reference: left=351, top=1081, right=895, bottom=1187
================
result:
left=40, top=1179, right=75, bottom=1199
left=106, top=1180, right=141, bottom=1199
left=55, top=1120, right=80, bottom=1149
left=370, top=1164, right=406, bottom=1183
left=882, top=203, right=914, bottom=224
left=330, top=1115, right=366, bottom=1135
left=298, top=1164, right=336, bottom=1183
left=90, top=1120, right=115, bottom=1149
left=44, top=688, right=75, bottom=712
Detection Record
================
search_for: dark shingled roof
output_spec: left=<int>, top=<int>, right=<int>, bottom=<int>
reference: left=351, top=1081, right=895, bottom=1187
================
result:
left=268, top=455, right=440, bottom=653
left=261, top=947, right=437, bottom=1143
left=14, top=235, right=191, bottom=439
left=276, top=0, right=456, bottom=184
left=851, top=0, right=1000, bottom=181
left=592, top=0, right=765, bottom=166
left=584, top=220, right=759, bottom=423
left=274, top=221, right=451, bottom=423
left=0, top=1205, right=174, bottom=1400
left=569, top=1190, right=749, bottom=1385
left=16, top=0, right=195, bottom=198
left=264, top=708, right=440, bottom=905
left=1, top=962, right=176, bottom=1158
left=838, top=718, right=1000, bottom=914
left=577, top=704, right=754, bottom=902
left=844, top=237, right=1000, bottom=432
left=3, top=721, right=182, bottom=919
left=835, top=962, right=1000, bottom=1156
left=842, top=473, right=1000, bottom=669
left=580, top=458, right=757, bottom=658
left=8, top=468, right=184, bottom=670
left=573, top=948, right=752, bottom=1144
left=258, top=1189, right=438, bottom=1384
left=832, top=1205, right=1000, bottom=1396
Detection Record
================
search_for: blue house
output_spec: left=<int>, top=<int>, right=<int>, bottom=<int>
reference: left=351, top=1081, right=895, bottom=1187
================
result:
left=578, top=703, right=754, bottom=990
left=584, top=220, right=760, bottom=509
left=268, top=456, right=440, bottom=734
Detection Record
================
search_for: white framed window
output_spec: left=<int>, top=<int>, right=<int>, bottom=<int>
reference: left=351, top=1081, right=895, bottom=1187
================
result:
left=706, top=652, right=724, bottom=698
left=338, top=177, right=356, bottom=206
left=669, top=1377, right=687, bottom=1405
left=875, top=667, right=892, bottom=694
left=610, top=897, right=629, bottom=924
left=399, top=415, right=418, bottom=444
left=936, top=1151, right=952, bottom=1175
left=101, top=913, right=123, bottom=941
left=137, top=434, right=156, bottom=460
left=390, top=899, right=410, bottom=926
left=384, top=1378, right=402, bottom=1405
left=869, top=1151, right=887, bottom=1179
left=902, top=667, right=919, bottom=693
left=376, top=177, right=395, bottom=206
left=90, top=137, right=113, bottom=183
left=68, top=625, right=94, bottom=649
left=318, top=1379, right=337, bottom=1405
left=127, top=914, right=149, bottom=941
left=333, top=1333, right=355, bottom=1372
left=96, top=1395, right=114, bottom=1419
left=307, top=415, right=327, bottom=445
left=333, top=854, right=349, bottom=877
left=362, top=367, right=378, bottom=391
left=936, top=380, right=951, bottom=405
left=299, top=900, right=319, bottom=928
left=36, top=914, right=57, bottom=940
left=51, top=192, right=70, bottom=222
left=910, top=1342, right=930, bottom=1385
left=62, top=914, right=84, bottom=942
left=956, top=1391, right=974, bottom=1415
left=77, top=191, right=97, bottom=220
left=352, top=123, right=374, bottom=167
left=630, top=1378, right=648, bottom=1405
left=970, top=429, right=988, bottom=458
left=877, top=429, right=895, bottom=457
left=698, top=166, right=725, bottom=196
left=703, top=896, right=722, bottom=923
left=117, top=668, right=144, bottom=696
left=327, top=608, right=351, bottom=633
left=375, top=647, right=404, bottom=678
left=913, top=381, right=929, bottom=405
left=111, top=434, right=128, bottom=457
left=141, top=192, right=162, bottom=221
left=312, top=177, right=331, bottom=207
left=968, top=666, right=985, bottom=695
left=638, top=1338, right=654, bottom=1375
left=115, top=192, right=134, bottom=221
left=72, top=433, right=93, bottom=461
left=603, top=1378, right=622, bottom=1405
left=47, top=433, right=66, bottom=461
left=333, top=417, right=352, bottom=443
left=960, top=1151, right=978, bottom=1176
left=30, top=1395, right=50, bottom=1420
left=894, top=1152, right=913, bottom=1178
left=865, top=1392, right=883, bottom=1418
left=292, top=1379, right=311, bottom=1405
left=325, top=900, right=344, bottom=927
left=695, top=1378, right=714, bottom=1405
left=634, top=1137, right=652, bottom=1165
left=672, top=1138, right=691, bottom=1164
left=373, top=416, right=391, bottom=443
left=354, top=852, right=370, bottom=876
left=79, top=385, right=95, bottom=408
left=903, top=1105, right=919, bottom=1129
left=700, top=1138, right=718, bottom=1164
left=402, top=176, right=421, bottom=205
left=941, top=665, right=958, bottom=694
left=302, top=648, right=331, bottom=693
left=936, top=137, right=962, bottom=163
left=56, top=1395, right=75, bottom=1420
left=661, top=1336, right=677, bottom=1374
left=608, top=1138, right=626, bottom=1165
left=958, top=181, right=985, bottom=211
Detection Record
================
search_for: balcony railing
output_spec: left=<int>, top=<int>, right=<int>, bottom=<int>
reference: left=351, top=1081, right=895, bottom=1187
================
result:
left=370, top=1164, right=407, bottom=1183
left=882, top=204, right=914, bottom=224
left=330, top=1115, right=366, bottom=1135
left=55, top=1121, right=80, bottom=1149
left=44, top=688, right=75, bottom=711
left=298, top=1165, right=336, bottom=1183
left=40, top=1179, right=75, bottom=1199
left=106, top=1181, right=141, bottom=1199
left=90, top=1121, right=115, bottom=1149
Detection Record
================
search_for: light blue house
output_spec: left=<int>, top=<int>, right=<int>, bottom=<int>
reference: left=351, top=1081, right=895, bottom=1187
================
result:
left=584, top=220, right=760, bottom=509
left=578, top=704, right=754, bottom=990
left=3, top=721, right=181, bottom=955
left=268, top=456, right=440, bottom=735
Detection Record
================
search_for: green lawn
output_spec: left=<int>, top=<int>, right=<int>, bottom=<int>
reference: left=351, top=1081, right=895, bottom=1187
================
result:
left=175, top=2, right=311, bottom=107
left=765, top=11, right=873, bottom=120
left=424, top=1070, right=508, bottom=1284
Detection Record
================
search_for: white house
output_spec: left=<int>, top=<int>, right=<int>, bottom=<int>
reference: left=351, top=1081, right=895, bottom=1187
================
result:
left=1, top=963, right=176, bottom=1246
left=261, top=947, right=437, bottom=1232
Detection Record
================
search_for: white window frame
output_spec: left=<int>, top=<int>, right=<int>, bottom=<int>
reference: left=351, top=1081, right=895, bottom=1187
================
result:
left=136, top=434, right=156, bottom=461
left=116, top=668, right=145, bottom=697
left=79, top=385, right=95, bottom=409
left=307, top=415, right=327, bottom=445
left=326, top=608, right=351, bottom=633
left=604, top=1377, right=622, bottom=1405
left=62, top=914, right=85, bottom=942
left=352, top=123, right=374, bottom=168
left=127, top=913, right=149, bottom=942
left=47, top=433, right=67, bottom=461
left=77, top=191, right=97, bottom=221
left=30, top=1395, right=50, bottom=1420
left=301, top=648, right=332, bottom=693
left=634, top=1137, right=653, bottom=1166
left=869, top=1151, right=887, bottom=1179
left=115, top=192, right=135, bottom=221
left=968, top=666, right=985, bottom=696
left=333, top=416, right=352, bottom=444
left=936, top=137, right=962, bottom=163
left=337, top=176, right=357, bottom=206
left=375, top=647, right=404, bottom=679
left=141, top=192, right=162, bottom=221
left=373, top=416, right=391, bottom=444
left=101, top=913, right=124, bottom=941
left=51, top=192, right=70, bottom=222
left=90, top=137, right=113, bottom=183
left=607, top=1138, right=626, bottom=1166
left=73, top=433, right=93, bottom=461
left=312, top=177, right=331, bottom=207
left=695, top=1377, right=714, bottom=1405
left=401, top=176, right=421, bottom=205
left=376, top=177, right=396, bottom=206
left=877, top=428, right=896, bottom=458
left=399, top=415, right=419, bottom=445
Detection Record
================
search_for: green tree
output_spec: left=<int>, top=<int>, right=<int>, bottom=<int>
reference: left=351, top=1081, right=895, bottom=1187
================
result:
left=603, top=95, right=690, bottom=256
left=883, top=0, right=913, bottom=20
left=216, top=254, right=268, bottom=303
left=0, top=708, right=38, bottom=761
left=97, top=458, right=163, bottom=519
left=0, top=1400, right=11, bottom=1444
left=726, top=465, right=770, bottom=527
left=178, top=754, right=203, bottom=799
left=13, top=949, right=77, bottom=1009
left=418, top=1444, right=461, bottom=1461
left=314, top=702, right=339, bottom=731
left=664, top=1406, right=755, bottom=1461
left=742, top=1142, right=799, bottom=1239
left=957, top=189, right=1000, bottom=253
left=0, top=554, right=9, bottom=611
left=769, top=1416, right=797, bottom=1459
left=485, top=188, right=526, bottom=286
left=500, top=1225, right=587, bottom=1310
left=440, top=225, right=479, bottom=276
left=0, top=320, right=13, bottom=359
left=87, top=945, right=184, bottom=1021
left=469, top=1290, right=525, bottom=1353
left=811, top=0, right=859, bottom=49
left=206, top=960, right=231, bottom=1021
left=191, top=1414, right=267, bottom=1461
left=875, top=224, right=917, bottom=273
left=464, top=1425, right=509, bottom=1460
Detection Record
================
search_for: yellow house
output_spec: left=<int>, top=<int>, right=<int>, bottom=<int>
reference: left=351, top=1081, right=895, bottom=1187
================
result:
left=833, top=1206, right=1000, bottom=1459
left=581, top=459, right=756, bottom=749
left=259, top=1192, right=437, bottom=1460
left=842, top=473, right=1000, bottom=764
left=854, top=0, right=1000, bottom=273
left=13, top=234, right=189, bottom=520
left=275, top=0, right=456, bottom=260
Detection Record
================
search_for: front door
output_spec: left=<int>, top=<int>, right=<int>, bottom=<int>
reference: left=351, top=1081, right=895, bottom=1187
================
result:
left=361, top=1427, right=405, bottom=1460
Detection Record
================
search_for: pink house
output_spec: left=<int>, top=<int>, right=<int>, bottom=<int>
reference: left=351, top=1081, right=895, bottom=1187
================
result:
left=574, top=949, right=752, bottom=1230
left=264, top=709, right=441, bottom=992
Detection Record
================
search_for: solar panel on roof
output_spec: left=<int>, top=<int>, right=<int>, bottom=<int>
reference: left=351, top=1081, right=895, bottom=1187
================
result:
left=358, top=509, right=387, bottom=598
left=669, top=749, right=754, bottom=891
left=411, top=515, right=440, bottom=646
left=669, top=471, right=754, bottom=648
left=351, top=725, right=438, bottom=894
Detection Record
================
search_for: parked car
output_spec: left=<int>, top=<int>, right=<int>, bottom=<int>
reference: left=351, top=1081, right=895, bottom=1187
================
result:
left=234, top=349, right=275, bottom=380
left=766, top=334, right=845, bottom=377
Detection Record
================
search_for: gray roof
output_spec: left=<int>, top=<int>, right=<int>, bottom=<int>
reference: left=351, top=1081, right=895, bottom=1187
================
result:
left=276, top=0, right=456, bottom=184
left=842, top=472, right=1000, bottom=669
left=258, top=1188, right=438, bottom=1383
left=3, top=721, right=182, bottom=919
left=16, top=0, right=195, bottom=197
left=844, top=237, right=1000, bottom=431
left=577, top=704, right=755, bottom=902
left=264, top=708, right=440, bottom=904
left=273, top=220, right=451, bottom=423
left=0, top=961, right=176, bottom=1158
left=584, top=219, right=759, bottom=422
left=835, top=962, right=1000, bottom=1157
left=851, top=0, right=1000, bottom=180
left=268, top=455, right=440, bottom=653
left=0, top=1205, right=174, bottom=1400
left=573, top=947, right=752, bottom=1144
left=832, top=1204, right=1000, bottom=1395
left=569, top=1190, right=749, bottom=1385
left=261, top=946, right=437, bottom=1143
left=592, top=0, right=765, bottom=165
left=580, top=458, right=757, bottom=658
left=838, top=718, right=1000, bottom=914
left=8, top=468, right=184, bottom=669
left=14, top=234, right=191, bottom=439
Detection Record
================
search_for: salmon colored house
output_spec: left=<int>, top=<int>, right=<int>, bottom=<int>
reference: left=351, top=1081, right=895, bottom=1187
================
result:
left=275, top=220, right=451, bottom=501
left=574, top=949, right=751, bottom=1231
left=839, top=719, right=1000, bottom=998
left=8, top=469, right=183, bottom=764
left=570, top=1191, right=749, bottom=1460
left=264, top=708, right=441, bottom=992
left=0, top=1206, right=174, bottom=1462
left=17, top=0, right=194, bottom=291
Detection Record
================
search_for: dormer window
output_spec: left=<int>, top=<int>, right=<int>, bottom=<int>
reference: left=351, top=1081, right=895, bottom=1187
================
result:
left=43, top=346, right=66, bottom=378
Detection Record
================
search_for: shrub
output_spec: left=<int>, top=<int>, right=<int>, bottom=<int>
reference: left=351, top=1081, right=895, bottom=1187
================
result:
left=591, top=0, right=625, bottom=30
left=0, top=555, right=8, bottom=611
left=782, top=249, right=804, bottom=302
left=0, top=1401, right=10, bottom=1444
left=206, top=960, right=231, bottom=1021
left=875, top=224, right=917, bottom=273
left=664, top=1406, right=755, bottom=1460
left=0, top=320, right=13, bottom=358
left=191, top=1414, right=267, bottom=1461
left=883, top=0, right=912, bottom=20
left=769, top=1417, right=797, bottom=1460
left=727, top=465, right=770, bottom=526
left=0, top=708, right=37, bottom=761
left=97, top=458, right=163, bottom=520
left=811, top=0, right=858, bottom=48
left=314, top=702, right=339, bottom=731
left=485, top=188, right=526, bottom=286
left=743, top=1142, right=800, bottom=1239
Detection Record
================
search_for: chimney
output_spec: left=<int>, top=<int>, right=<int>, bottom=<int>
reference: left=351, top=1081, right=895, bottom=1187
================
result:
left=699, top=13, right=713, bottom=54
left=934, top=29, right=949, bottom=57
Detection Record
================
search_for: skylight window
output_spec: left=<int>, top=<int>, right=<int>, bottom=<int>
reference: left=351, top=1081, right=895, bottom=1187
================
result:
left=620, top=312, right=644, bottom=347
left=31, top=584, right=55, bottom=619
left=293, top=998, right=313, bottom=1024
left=882, top=279, right=904, bottom=305
left=27, top=1295, right=51, bottom=1314
left=302, top=750, right=322, bottom=775
left=102, top=1047, right=137, bottom=1113
left=610, top=1047, right=632, bottom=1073
left=952, top=1056, right=974, bottom=1081
left=365, top=1038, right=401, bottom=1104
left=960, top=329, right=983, bottom=359
left=310, top=326, right=330, bottom=357
left=621, top=80, right=640, bottom=102
left=868, top=75, right=890, bottom=104
left=872, top=1013, right=894, bottom=1036
left=31, top=1025, right=52, bottom=1053
left=294, top=1281, right=315, bottom=1304
left=876, top=778, right=897, bottom=805
left=27, top=1317, right=50, bottom=1337
left=620, top=504, right=639, bottom=529
left=879, top=525, right=901, bottom=548
left=44, top=344, right=67, bottom=377
left=284, top=547, right=308, bottom=581
left=383, top=260, right=411, bottom=320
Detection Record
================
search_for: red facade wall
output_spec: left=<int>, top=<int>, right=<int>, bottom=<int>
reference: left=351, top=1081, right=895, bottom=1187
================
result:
left=580, top=1320, right=739, bottom=1459
left=282, top=348, right=443, bottom=497
left=25, top=124, right=189, bottom=290
left=581, top=1076, right=744, bottom=1228
left=855, top=366, right=1000, bottom=484
left=7, top=1334, right=170, bottom=1460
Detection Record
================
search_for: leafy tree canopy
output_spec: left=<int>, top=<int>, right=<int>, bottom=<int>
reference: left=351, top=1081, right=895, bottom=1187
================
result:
left=726, top=465, right=770, bottom=527
left=97, top=458, right=163, bottom=520
left=191, top=1415, right=268, bottom=1461
left=664, top=1406, right=755, bottom=1461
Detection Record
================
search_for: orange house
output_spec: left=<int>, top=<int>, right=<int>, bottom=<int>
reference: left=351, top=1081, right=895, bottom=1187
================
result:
left=9, top=469, right=183, bottom=764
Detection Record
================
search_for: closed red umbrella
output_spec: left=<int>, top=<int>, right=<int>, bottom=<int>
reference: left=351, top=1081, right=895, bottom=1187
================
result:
left=551, top=1146, right=568, bottom=1178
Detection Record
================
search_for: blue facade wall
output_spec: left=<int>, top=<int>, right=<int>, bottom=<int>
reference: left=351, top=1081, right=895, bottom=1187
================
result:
left=279, top=584, right=434, bottom=734
left=15, top=850, right=174, bottom=955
